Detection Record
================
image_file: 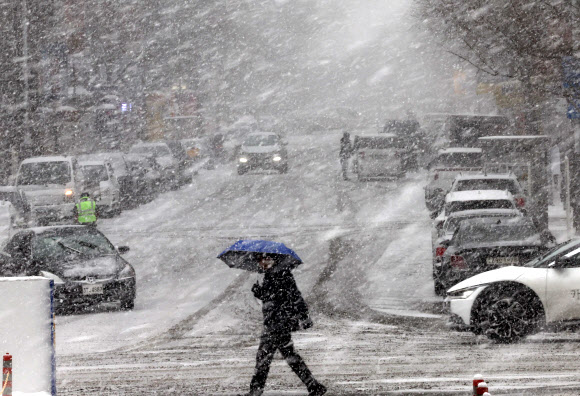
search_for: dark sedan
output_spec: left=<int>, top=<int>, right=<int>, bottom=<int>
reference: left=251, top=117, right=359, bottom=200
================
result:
left=436, top=217, right=554, bottom=295
left=0, top=226, right=136, bottom=313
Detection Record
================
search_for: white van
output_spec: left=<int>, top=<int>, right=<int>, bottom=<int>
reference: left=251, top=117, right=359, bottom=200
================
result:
left=79, top=160, right=121, bottom=217
left=15, top=156, right=83, bottom=225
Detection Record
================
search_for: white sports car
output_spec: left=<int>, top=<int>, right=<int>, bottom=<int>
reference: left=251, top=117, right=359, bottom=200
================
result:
left=446, top=239, right=580, bottom=342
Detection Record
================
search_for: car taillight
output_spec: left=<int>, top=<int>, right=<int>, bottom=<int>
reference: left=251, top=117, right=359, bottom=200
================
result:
left=359, top=151, right=365, bottom=158
left=434, top=173, right=439, bottom=180
left=450, top=255, right=467, bottom=269
left=435, top=246, right=446, bottom=257
left=515, top=197, right=525, bottom=208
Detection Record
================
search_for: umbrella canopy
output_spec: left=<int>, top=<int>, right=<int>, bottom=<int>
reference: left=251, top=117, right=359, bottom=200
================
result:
left=217, top=240, right=303, bottom=273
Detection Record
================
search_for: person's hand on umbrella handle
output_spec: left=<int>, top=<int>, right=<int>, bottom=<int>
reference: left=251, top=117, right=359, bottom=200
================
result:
left=251, top=281, right=262, bottom=299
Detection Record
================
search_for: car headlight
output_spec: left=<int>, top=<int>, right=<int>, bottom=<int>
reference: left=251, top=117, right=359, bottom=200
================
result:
left=239, top=157, right=248, bottom=163
left=447, top=286, right=484, bottom=300
left=272, top=155, right=282, bottom=162
left=118, top=264, right=135, bottom=280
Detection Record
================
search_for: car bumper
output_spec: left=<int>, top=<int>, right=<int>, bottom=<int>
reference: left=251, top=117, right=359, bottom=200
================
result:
left=54, top=277, right=135, bottom=309
left=238, top=159, right=286, bottom=170
left=445, top=286, right=487, bottom=330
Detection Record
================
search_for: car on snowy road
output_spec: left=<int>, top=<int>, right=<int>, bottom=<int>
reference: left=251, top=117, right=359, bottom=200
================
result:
left=0, top=225, right=136, bottom=313
left=447, top=238, right=580, bottom=342
left=435, top=216, right=552, bottom=296
left=432, top=189, right=519, bottom=229
left=129, top=142, right=180, bottom=190
left=424, top=148, right=483, bottom=212
left=351, top=133, right=406, bottom=180
left=448, top=173, right=526, bottom=210
left=237, top=132, right=288, bottom=175
left=431, top=208, right=523, bottom=288
left=78, top=160, right=122, bottom=217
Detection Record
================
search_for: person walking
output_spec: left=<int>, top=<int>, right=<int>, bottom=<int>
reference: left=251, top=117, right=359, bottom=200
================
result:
left=244, top=254, right=327, bottom=396
left=339, top=132, right=353, bottom=180
left=75, top=192, right=97, bottom=226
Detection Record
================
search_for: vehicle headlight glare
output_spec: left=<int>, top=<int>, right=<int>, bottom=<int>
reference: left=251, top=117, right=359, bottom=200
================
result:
left=273, top=156, right=282, bottom=162
left=239, top=157, right=248, bottom=163
left=64, top=189, right=74, bottom=196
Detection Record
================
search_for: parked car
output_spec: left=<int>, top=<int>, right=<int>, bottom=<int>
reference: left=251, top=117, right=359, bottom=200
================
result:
left=447, top=238, right=580, bottom=342
left=0, top=186, right=30, bottom=227
left=78, top=160, right=121, bottom=217
left=237, top=132, right=288, bottom=175
left=351, top=134, right=406, bottom=180
left=0, top=225, right=136, bottom=312
left=424, top=148, right=483, bottom=212
left=123, top=154, right=163, bottom=203
left=433, top=189, right=519, bottom=229
left=15, top=156, right=84, bottom=225
left=128, top=142, right=179, bottom=190
left=78, top=153, right=133, bottom=206
left=431, top=208, right=523, bottom=290
left=449, top=173, right=526, bottom=210
left=437, top=216, right=552, bottom=296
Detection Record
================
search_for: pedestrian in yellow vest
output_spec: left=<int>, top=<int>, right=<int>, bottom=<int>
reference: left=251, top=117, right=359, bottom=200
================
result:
left=75, top=192, right=97, bottom=226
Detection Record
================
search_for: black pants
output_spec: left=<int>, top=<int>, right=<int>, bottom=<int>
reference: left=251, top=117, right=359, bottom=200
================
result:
left=250, top=331, right=315, bottom=393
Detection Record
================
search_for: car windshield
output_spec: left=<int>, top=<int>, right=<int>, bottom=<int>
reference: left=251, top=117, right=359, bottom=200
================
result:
left=525, top=240, right=580, bottom=268
left=454, top=179, right=519, bottom=195
left=81, top=165, right=108, bottom=182
left=431, top=152, right=482, bottom=169
left=17, top=161, right=71, bottom=185
left=447, top=200, right=514, bottom=213
left=32, top=228, right=116, bottom=267
left=457, top=219, right=538, bottom=245
left=354, top=137, right=403, bottom=149
left=130, top=145, right=171, bottom=157
left=243, top=135, right=279, bottom=146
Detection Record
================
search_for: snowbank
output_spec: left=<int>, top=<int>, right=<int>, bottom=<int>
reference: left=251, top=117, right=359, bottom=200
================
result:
left=0, top=277, right=55, bottom=394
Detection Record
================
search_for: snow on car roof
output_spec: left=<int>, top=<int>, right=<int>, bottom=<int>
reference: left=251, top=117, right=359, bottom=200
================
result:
left=438, top=147, right=482, bottom=154
left=246, top=132, right=277, bottom=137
left=131, top=142, right=169, bottom=147
left=446, top=208, right=522, bottom=219
left=446, top=189, right=514, bottom=202
left=79, top=160, right=106, bottom=167
left=453, top=173, right=518, bottom=181
left=479, top=135, right=549, bottom=141
left=21, top=156, right=72, bottom=164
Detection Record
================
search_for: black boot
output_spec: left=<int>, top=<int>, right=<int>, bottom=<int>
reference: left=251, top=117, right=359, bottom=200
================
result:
left=307, top=382, right=327, bottom=396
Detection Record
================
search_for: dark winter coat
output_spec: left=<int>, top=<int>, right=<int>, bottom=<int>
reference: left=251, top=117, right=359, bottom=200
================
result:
left=340, top=136, right=353, bottom=159
left=252, top=269, right=310, bottom=334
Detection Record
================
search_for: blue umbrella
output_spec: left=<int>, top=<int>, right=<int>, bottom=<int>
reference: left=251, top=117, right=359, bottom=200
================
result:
left=217, top=240, right=303, bottom=273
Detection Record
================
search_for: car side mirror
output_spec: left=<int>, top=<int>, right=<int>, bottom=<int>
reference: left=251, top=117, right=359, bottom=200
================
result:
left=117, top=246, right=130, bottom=255
left=430, top=211, right=439, bottom=220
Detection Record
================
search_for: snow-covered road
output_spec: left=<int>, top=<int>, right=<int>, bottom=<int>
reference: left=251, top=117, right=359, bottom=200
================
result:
left=56, top=132, right=580, bottom=395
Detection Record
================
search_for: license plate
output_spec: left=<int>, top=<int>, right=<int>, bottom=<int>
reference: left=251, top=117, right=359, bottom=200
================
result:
left=82, top=284, right=104, bottom=295
left=486, top=256, right=519, bottom=266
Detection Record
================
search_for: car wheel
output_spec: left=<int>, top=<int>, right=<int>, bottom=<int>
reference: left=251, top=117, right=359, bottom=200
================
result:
left=477, top=286, right=543, bottom=343
left=120, top=296, right=135, bottom=310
